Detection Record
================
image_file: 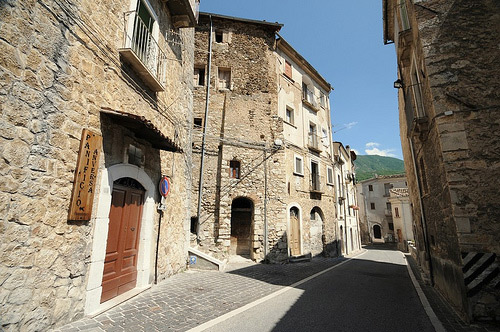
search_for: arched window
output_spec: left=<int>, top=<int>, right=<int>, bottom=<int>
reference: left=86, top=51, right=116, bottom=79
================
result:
left=230, top=160, right=240, bottom=179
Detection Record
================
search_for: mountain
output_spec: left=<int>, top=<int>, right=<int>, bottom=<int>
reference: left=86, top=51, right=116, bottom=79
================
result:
left=354, top=155, right=405, bottom=181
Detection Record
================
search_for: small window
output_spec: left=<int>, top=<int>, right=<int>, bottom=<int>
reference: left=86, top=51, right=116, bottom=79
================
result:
left=285, top=106, right=294, bottom=125
left=230, top=160, right=240, bottom=179
left=395, top=207, right=400, bottom=218
left=320, top=92, right=326, bottom=107
left=218, top=67, right=231, bottom=90
left=388, top=223, right=394, bottom=231
left=193, top=117, right=203, bottom=129
left=128, top=144, right=144, bottom=167
left=368, top=184, right=373, bottom=191
left=284, top=60, right=292, bottom=79
left=370, top=203, right=375, bottom=210
left=294, top=155, right=303, bottom=175
left=194, top=67, right=205, bottom=86
left=386, top=202, right=392, bottom=210
left=215, top=30, right=224, bottom=43
left=327, top=166, right=334, bottom=185
left=190, top=217, right=198, bottom=234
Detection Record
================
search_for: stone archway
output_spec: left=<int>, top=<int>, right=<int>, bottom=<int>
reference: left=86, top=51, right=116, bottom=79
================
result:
left=230, top=197, right=253, bottom=257
left=373, top=224, right=382, bottom=239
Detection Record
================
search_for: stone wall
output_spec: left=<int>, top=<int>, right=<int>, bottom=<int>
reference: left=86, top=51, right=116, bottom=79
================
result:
left=0, top=0, right=193, bottom=330
left=191, top=15, right=287, bottom=261
left=393, top=0, right=500, bottom=322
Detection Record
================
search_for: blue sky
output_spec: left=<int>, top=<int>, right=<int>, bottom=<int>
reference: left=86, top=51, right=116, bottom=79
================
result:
left=200, top=1, right=403, bottom=159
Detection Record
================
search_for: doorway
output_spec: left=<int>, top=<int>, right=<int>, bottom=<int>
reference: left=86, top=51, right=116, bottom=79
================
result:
left=373, top=224, right=382, bottom=239
left=230, top=197, right=253, bottom=257
left=101, top=177, right=145, bottom=303
left=289, top=207, right=301, bottom=256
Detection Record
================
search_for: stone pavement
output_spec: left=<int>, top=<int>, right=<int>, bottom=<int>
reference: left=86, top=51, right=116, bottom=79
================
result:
left=53, top=255, right=347, bottom=332
left=406, top=254, right=500, bottom=332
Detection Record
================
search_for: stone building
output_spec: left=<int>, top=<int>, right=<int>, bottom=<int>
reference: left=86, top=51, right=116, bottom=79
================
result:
left=333, top=142, right=362, bottom=255
left=0, top=0, right=197, bottom=330
left=388, top=187, right=414, bottom=251
left=191, top=13, right=339, bottom=263
left=356, top=174, right=408, bottom=244
left=383, top=0, right=500, bottom=322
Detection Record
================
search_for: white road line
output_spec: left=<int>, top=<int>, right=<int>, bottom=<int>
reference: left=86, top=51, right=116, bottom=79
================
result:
left=404, top=254, right=446, bottom=332
left=187, top=250, right=368, bottom=332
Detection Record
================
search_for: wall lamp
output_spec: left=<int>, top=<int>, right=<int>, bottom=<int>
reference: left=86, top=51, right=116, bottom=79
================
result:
left=393, top=79, right=403, bottom=89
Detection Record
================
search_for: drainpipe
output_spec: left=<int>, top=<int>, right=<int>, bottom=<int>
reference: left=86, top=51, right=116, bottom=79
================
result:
left=340, top=160, right=348, bottom=255
left=154, top=210, right=162, bottom=284
left=409, top=138, right=434, bottom=284
left=263, top=148, right=268, bottom=258
left=196, top=15, right=213, bottom=241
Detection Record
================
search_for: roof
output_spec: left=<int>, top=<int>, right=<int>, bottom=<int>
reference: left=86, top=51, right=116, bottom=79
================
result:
left=101, top=108, right=183, bottom=152
left=199, top=12, right=283, bottom=31
left=276, top=33, right=333, bottom=92
left=390, top=188, right=409, bottom=197
left=359, top=173, right=407, bottom=183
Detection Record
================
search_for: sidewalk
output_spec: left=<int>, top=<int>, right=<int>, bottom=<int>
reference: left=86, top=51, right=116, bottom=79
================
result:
left=406, top=254, right=500, bottom=332
left=54, top=255, right=347, bottom=332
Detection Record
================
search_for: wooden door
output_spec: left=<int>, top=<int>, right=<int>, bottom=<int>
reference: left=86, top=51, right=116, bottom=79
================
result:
left=290, top=212, right=301, bottom=256
left=101, top=181, right=144, bottom=303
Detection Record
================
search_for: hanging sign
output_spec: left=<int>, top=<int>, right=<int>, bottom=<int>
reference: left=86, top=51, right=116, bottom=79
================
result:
left=159, top=176, right=171, bottom=197
left=68, top=129, right=102, bottom=221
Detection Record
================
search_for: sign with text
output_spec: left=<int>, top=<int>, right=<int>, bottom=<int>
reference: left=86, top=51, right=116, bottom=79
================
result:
left=68, top=129, right=102, bottom=221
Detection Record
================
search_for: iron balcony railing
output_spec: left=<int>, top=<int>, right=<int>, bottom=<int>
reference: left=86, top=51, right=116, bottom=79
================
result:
left=308, top=133, right=322, bottom=152
left=120, top=11, right=167, bottom=91
left=310, top=174, right=324, bottom=193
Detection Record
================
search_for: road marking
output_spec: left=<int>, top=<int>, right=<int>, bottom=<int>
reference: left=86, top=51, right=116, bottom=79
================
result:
left=187, top=250, right=367, bottom=332
left=404, top=254, right=446, bottom=332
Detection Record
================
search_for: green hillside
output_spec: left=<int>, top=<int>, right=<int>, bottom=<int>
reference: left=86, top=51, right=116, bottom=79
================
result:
left=354, top=155, right=405, bottom=181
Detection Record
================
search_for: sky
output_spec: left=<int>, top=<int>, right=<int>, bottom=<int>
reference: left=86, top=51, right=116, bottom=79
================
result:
left=200, top=0, right=403, bottom=159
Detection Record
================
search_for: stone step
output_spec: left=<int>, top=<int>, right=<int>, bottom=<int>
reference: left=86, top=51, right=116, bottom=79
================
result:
left=289, top=252, right=312, bottom=263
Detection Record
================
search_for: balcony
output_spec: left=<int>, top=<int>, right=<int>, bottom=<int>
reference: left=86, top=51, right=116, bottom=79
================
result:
left=308, top=133, right=322, bottom=153
left=385, top=209, right=392, bottom=217
left=165, top=0, right=199, bottom=28
left=302, top=87, right=320, bottom=112
left=119, top=11, right=167, bottom=92
left=310, top=174, right=324, bottom=193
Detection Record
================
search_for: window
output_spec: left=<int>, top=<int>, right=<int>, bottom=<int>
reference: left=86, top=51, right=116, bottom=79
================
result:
left=194, top=66, right=205, bottom=86
left=302, top=83, right=314, bottom=104
left=218, top=67, right=231, bottom=90
left=384, top=183, right=393, bottom=196
left=284, top=60, right=292, bottom=79
left=285, top=106, right=294, bottom=125
left=399, top=0, right=410, bottom=31
left=310, top=160, right=320, bottom=191
left=395, top=207, right=400, bottom=218
left=294, top=155, right=303, bottom=175
left=215, top=30, right=223, bottom=43
left=368, top=184, right=373, bottom=191
left=230, top=160, right=240, bottom=179
left=327, top=166, right=334, bottom=185
left=308, top=123, right=319, bottom=149
left=193, top=117, right=202, bottom=129
left=322, top=128, right=329, bottom=146
left=127, top=144, right=144, bottom=167
left=370, top=203, right=375, bottom=210
left=388, top=223, right=394, bottom=231
left=190, top=217, right=198, bottom=234
left=411, top=63, right=425, bottom=118
left=320, top=92, right=326, bottom=107
left=386, top=202, right=392, bottom=210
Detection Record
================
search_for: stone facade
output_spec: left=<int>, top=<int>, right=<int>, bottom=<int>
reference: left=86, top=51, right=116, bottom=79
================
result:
left=356, top=174, right=408, bottom=244
left=0, top=0, right=196, bottom=330
left=191, top=13, right=342, bottom=263
left=384, top=0, right=500, bottom=322
left=333, top=143, right=362, bottom=256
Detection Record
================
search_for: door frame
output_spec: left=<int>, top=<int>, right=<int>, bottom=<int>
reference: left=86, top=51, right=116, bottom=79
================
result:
left=85, top=164, right=156, bottom=315
left=286, top=203, right=303, bottom=257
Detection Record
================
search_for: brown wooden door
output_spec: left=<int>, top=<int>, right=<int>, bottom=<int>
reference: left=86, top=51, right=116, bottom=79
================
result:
left=101, top=182, right=144, bottom=303
left=290, top=213, right=301, bottom=256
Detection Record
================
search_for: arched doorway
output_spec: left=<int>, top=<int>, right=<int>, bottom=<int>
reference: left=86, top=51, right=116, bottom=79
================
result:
left=101, top=177, right=145, bottom=303
left=310, top=207, right=324, bottom=255
left=373, top=224, right=382, bottom=239
left=289, top=207, right=301, bottom=256
left=230, top=197, right=253, bottom=257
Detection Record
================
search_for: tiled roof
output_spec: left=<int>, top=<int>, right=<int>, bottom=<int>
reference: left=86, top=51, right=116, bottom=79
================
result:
left=390, top=188, right=409, bottom=197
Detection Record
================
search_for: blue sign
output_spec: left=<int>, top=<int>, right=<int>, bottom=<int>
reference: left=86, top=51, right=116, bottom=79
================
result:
left=159, top=176, right=171, bottom=197
left=189, top=256, right=197, bottom=265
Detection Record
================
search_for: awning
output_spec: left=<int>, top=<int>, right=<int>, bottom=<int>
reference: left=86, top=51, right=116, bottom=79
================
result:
left=101, top=108, right=183, bottom=152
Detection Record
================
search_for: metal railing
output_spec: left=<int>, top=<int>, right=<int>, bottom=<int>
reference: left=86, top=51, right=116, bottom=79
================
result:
left=310, top=174, right=323, bottom=192
left=123, top=11, right=167, bottom=86
left=308, top=133, right=321, bottom=151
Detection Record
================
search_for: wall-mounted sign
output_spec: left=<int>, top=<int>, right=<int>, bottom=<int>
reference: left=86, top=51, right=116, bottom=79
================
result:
left=68, top=129, right=102, bottom=221
left=159, top=176, right=171, bottom=197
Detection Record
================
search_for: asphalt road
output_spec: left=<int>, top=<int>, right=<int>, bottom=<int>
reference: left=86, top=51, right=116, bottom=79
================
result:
left=200, top=248, right=435, bottom=332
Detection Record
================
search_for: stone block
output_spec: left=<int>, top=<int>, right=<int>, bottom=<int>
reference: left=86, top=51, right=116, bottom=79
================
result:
left=440, top=131, right=468, bottom=152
